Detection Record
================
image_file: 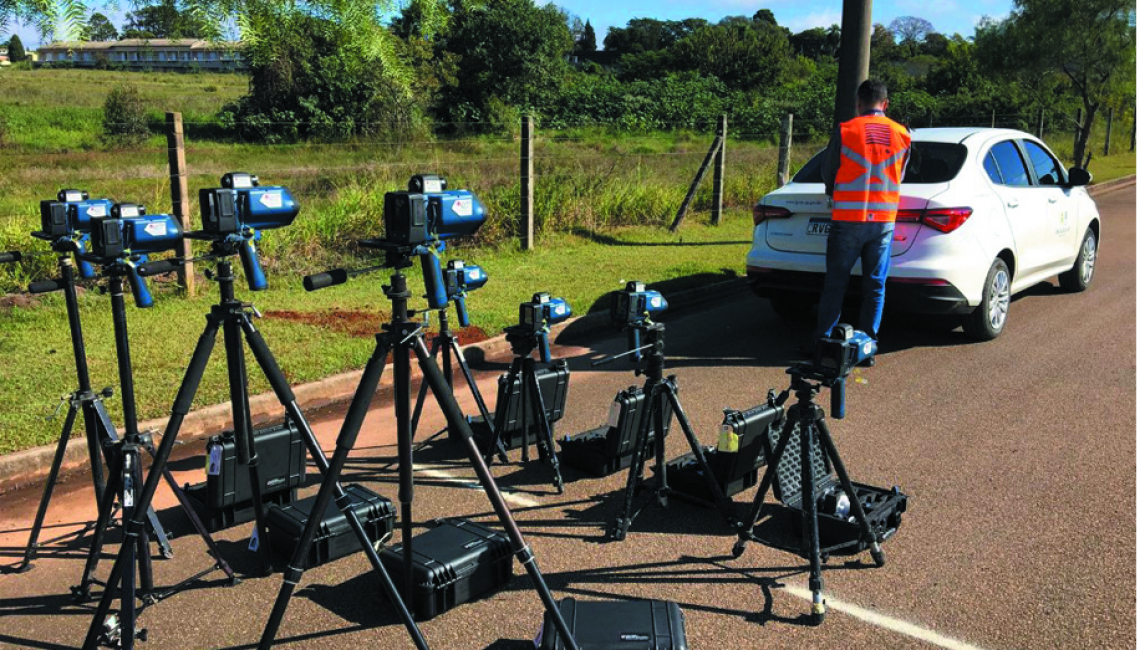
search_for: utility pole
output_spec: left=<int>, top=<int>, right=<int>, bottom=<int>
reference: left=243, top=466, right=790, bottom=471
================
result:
left=833, top=0, right=873, bottom=126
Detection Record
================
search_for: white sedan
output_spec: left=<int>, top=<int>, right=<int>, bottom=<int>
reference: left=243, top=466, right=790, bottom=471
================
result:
left=746, top=127, right=1100, bottom=340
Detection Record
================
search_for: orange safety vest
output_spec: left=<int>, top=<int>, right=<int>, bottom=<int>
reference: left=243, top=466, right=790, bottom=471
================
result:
left=832, top=114, right=911, bottom=222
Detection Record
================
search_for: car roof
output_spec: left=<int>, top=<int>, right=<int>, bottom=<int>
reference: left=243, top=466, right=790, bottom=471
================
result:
left=910, top=127, right=1031, bottom=145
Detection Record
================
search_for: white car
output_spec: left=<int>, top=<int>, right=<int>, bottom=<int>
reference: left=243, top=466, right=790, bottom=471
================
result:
left=746, top=127, right=1100, bottom=340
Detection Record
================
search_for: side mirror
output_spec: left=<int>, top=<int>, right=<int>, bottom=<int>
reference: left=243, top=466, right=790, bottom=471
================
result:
left=1066, top=167, right=1092, bottom=187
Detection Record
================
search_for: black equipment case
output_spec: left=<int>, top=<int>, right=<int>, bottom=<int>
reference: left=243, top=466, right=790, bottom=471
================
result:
left=660, top=403, right=780, bottom=503
left=379, top=518, right=514, bottom=620
left=558, top=384, right=669, bottom=477
left=766, top=422, right=907, bottom=552
left=266, top=484, right=396, bottom=569
left=538, top=598, right=688, bottom=650
left=182, top=420, right=306, bottom=532
left=463, top=360, right=571, bottom=450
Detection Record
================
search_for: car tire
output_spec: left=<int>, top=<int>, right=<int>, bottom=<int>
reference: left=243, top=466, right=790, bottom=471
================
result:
left=769, top=294, right=815, bottom=321
left=1058, top=227, right=1097, bottom=293
left=963, top=258, right=1011, bottom=341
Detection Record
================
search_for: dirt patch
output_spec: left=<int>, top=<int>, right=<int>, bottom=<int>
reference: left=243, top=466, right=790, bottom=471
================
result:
left=0, top=294, right=41, bottom=309
left=264, top=309, right=491, bottom=346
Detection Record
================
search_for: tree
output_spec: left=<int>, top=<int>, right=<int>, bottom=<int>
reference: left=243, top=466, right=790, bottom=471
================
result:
left=6, top=34, right=26, bottom=61
left=669, top=19, right=792, bottom=90
left=790, top=25, right=840, bottom=59
left=440, top=0, right=573, bottom=123
left=888, top=16, right=934, bottom=44
left=122, top=0, right=208, bottom=39
left=752, top=9, right=776, bottom=25
left=975, top=0, right=1136, bottom=164
left=603, top=17, right=706, bottom=54
left=574, top=19, right=596, bottom=55
left=86, top=12, right=118, bottom=40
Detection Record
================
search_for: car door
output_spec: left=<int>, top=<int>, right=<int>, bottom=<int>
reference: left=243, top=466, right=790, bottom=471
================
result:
left=984, top=140, right=1051, bottom=280
left=1019, top=139, right=1078, bottom=268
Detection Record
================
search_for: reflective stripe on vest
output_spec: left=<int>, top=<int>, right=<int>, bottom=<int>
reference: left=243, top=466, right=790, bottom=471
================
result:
left=832, top=116, right=911, bottom=222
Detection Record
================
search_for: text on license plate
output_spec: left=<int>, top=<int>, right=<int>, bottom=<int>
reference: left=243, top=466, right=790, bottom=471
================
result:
left=807, top=221, right=831, bottom=236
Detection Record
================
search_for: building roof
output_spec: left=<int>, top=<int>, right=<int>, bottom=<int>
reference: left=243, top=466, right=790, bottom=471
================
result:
left=41, top=39, right=240, bottom=51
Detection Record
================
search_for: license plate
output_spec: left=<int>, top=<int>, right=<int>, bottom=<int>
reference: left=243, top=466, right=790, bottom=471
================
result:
left=807, top=221, right=831, bottom=236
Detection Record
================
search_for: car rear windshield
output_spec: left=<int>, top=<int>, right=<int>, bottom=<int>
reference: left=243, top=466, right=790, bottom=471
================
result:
left=792, top=142, right=968, bottom=184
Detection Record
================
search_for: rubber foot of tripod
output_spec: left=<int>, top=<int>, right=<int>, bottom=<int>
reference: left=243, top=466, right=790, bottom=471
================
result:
left=731, top=541, right=746, bottom=559
left=607, top=520, right=629, bottom=542
left=11, top=562, right=33, bottom=574
left=872, top=549, right=886, bottom=567
left=554, top=479, right=564, bottom=495
left=811, top=610, right=825, bottom=626
left=160, top=546, right=175, bottom=560
left=71, top=584, right=92, bottom=602
left=226, top=576, right=243, bottom=587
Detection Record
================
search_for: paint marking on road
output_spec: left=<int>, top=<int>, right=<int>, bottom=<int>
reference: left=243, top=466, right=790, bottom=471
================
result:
left=783, top=585, right=989, bottom=650
left=413, top=464, right=541, bottom=508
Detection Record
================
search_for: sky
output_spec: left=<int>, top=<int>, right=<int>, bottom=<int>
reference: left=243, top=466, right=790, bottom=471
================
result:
left=5, top=0, right=1015, bottom=49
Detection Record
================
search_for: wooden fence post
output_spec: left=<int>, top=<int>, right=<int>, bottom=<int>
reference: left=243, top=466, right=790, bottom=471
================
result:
left=520, top=115, right=534, bottom=251
left=1131, top=113, right=1135, bottom=152
left=1037, top=108, right=1045, bottom=139
left=165, top=112, right=194, bottom=296
left=668, top=133, right=722, bottom=232
left=777, top=113, right=794, bottom=188
left=990, top=109, right=996, bottom=128
left=711, top=114, right=727, bottom=225
left=1104, top=107, right=1113, bottom=156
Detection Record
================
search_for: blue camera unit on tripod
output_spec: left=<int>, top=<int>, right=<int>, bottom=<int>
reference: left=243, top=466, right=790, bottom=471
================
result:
left=444, top=260, right=488, bottom=328
left=198, top=172, right=299, bottom=291
left=517, top=293, right=572, bottom=363
left=86, top=204, right=184, bottom=308
left=37, top=189, right=117, bottom=279
left=611, top=281, right=668, bottom=327
left=814, top=324, right=877, bottom=419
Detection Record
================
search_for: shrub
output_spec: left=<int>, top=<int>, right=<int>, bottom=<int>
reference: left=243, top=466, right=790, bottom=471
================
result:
left=102, top=84, right=151, bottom=146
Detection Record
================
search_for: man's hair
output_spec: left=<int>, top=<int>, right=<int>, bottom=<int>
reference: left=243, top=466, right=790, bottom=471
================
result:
left=857, top=79, right=888, bottom=105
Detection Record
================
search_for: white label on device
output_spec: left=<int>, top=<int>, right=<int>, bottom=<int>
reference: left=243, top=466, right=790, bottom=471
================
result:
left=86, top=204, right=107, bottom=218
left=650, top=296, right=662, bottom=308
left=207, top=445, right=222, bottom=476
left=607, top=400, right=622, bottom=428
left=259, top=191, right=283, bottom=208
left=553, top=304, right=566, bottom=316
left=64, top=190, right=84, bottom=202
left=118, top=205, right=139, bottom=217
left=424, top=179, right=443, bottom=193
left=452, top=198, right=472, bottom=217
left=144, top=221, right=168, bottom=237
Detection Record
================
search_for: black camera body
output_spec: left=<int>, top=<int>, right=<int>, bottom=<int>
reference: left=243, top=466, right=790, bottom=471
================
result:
left=518, top=293, right=572, bottom=334
left=38, top=189, right=114, bottom=240
left=611, top=281, right=668, bottom=328
left=199, top=172, right=299, bottom=236
left=815, top=325, right=877, bottom=383
left=88, top=204, right=183, bottom=261
left=383, top=175, right=486, bottom=246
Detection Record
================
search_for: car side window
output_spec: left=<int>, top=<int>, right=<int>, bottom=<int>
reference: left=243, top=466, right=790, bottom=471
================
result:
left=988, top=141, right=1031, bottom=187
left=1021, top=140, right=1065, bottom=186
left=983, top=152, right=1003, bottom=184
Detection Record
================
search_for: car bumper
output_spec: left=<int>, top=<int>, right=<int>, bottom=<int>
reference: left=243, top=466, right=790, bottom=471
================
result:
left=746, top=267, right=973, bottom=315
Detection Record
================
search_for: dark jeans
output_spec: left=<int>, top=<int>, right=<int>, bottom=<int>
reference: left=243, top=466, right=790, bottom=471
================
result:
left=815, top=220, right=895, bottom=341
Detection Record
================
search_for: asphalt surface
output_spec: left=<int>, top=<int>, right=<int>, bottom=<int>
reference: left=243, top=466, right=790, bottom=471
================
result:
left=0, top=186, right=1134, bottom=649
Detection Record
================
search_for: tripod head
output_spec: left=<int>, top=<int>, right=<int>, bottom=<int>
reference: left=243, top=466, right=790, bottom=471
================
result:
left=785, top=363, right=849, bottom=420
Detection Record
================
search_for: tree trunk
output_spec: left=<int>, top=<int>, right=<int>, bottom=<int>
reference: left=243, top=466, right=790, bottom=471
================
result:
left=1073, top=103, right=1099, bottom=168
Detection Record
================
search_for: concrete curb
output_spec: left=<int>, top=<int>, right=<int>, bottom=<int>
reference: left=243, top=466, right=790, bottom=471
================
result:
left=1089, top=174, right=1135, bottom=196
left=0, top=275, right=750, bottom=493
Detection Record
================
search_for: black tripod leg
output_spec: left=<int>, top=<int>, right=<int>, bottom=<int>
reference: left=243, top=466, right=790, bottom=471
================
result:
left=258, top=341, right=426, bottom=649
left=82, top=318, right=218, bottom=650
left=240, top=318, right=428, bottom=647
left=451, top=337, right=495, bottom=431
left=664, top=390, right=733, bottom=517
left=413, top=338, right=580, bottom=650
left=815, top=417, right=885, bottom=567
left=73, top=445, right=123, bottom=601
left=222, top=317, right=274, bottom=574
left=120, top=447, right=142, bottom=650
left=153, top=455, right=237, bottom=582
left=410, top=336, right=441, bottom=439
left=16, top=402, right=78, bottom=572
left=732, top=414, right=797, bottom=557
left=82, top=401, right=108, bottom=520
left=130, top=448, right=155, bottom=605
left=524, top=360, right=564, bottom=494
left=394, top=340, right=417, bottom=605
left=608, top=381, right=658, bottom=541
left=653, top=388, right=670, bottom=507
left=485, top=359, right=522, bottom=466
left=801, top=420, right=826, bottom=625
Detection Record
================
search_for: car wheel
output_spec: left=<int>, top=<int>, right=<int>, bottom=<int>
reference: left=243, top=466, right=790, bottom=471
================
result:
left=963, top=258, right=1011, bottom=341
left=769, top=294, right=815, bottom=321
left=1058, top=227, right=1097, bottom=292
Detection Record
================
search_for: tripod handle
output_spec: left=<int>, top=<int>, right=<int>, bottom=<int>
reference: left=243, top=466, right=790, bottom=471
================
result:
left=538, top=331, right=552, bottom=364
left=303, top=268, right=348, bottom=292
left=0, top=251, right=21, bottom=264
left=830, top=378, right=846, bottom=420
left=28, top=278, right=62, bottom=294
left=74, top=235, right=97, bottom=279
left=137, top=259, right=179, bottom=277
left=420, top=251, right=448, bottom=309
left=627, top=328, right=642, bottom=363
left=453, top=294, right=471, bottom=328
left=239, top=238, right=268, bottom=291
left=127, top=259, right=155, bottom=308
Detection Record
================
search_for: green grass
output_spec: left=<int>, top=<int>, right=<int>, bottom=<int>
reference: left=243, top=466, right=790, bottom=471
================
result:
left=0, top=212, right=753, bottom=454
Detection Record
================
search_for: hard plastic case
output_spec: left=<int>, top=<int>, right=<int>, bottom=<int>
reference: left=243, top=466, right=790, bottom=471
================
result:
left=379, top=518, right=514, bottom=620
left=538, top=597, right=688, bottom=650
left=182, top=481, right=297, bottom=533
left=204, top=420, right=306, bottom=509
left=463, top=359, right=571, bottom=450
left=661, top=403, right=780, bottom=503
left=558, top=384, right=670, bottom=477
left=266, top=483, right=396, bottom=569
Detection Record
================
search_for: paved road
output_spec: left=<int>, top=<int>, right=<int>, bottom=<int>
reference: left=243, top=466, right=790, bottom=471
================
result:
left=0, top=186, right=1133, bottom=649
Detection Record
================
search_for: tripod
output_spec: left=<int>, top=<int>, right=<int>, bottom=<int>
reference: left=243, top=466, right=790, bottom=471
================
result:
left=482, top=326, right=566, bottom=493
left=408, top=303, right=505, bottom=461
left=730, top=364, right=885, bottom=625
left=260, top=250, right=579, bottom=650
left=606, top=323, right=734, bottom=541
left=81, top=256, right=425, bottom=650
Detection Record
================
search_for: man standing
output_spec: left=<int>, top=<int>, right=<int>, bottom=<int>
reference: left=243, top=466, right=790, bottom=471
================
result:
left=815, top=79, right=911, bottom=353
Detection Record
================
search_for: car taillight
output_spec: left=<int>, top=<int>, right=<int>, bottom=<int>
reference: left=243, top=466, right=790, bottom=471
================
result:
left=895, top=209, right=923, bottom=223
left=920, top=207, right=973, bottom=233
left=753, top=204, right=792, bottom=226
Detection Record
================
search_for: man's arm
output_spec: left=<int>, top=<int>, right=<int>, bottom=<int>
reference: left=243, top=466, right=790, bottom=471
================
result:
left=820, top=127, right=842, bottom=197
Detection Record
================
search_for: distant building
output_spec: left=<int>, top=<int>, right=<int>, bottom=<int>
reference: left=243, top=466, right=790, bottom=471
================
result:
left=36, top=39, right=242, bottom=71
left=0, top=46, right=8, bottom=66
